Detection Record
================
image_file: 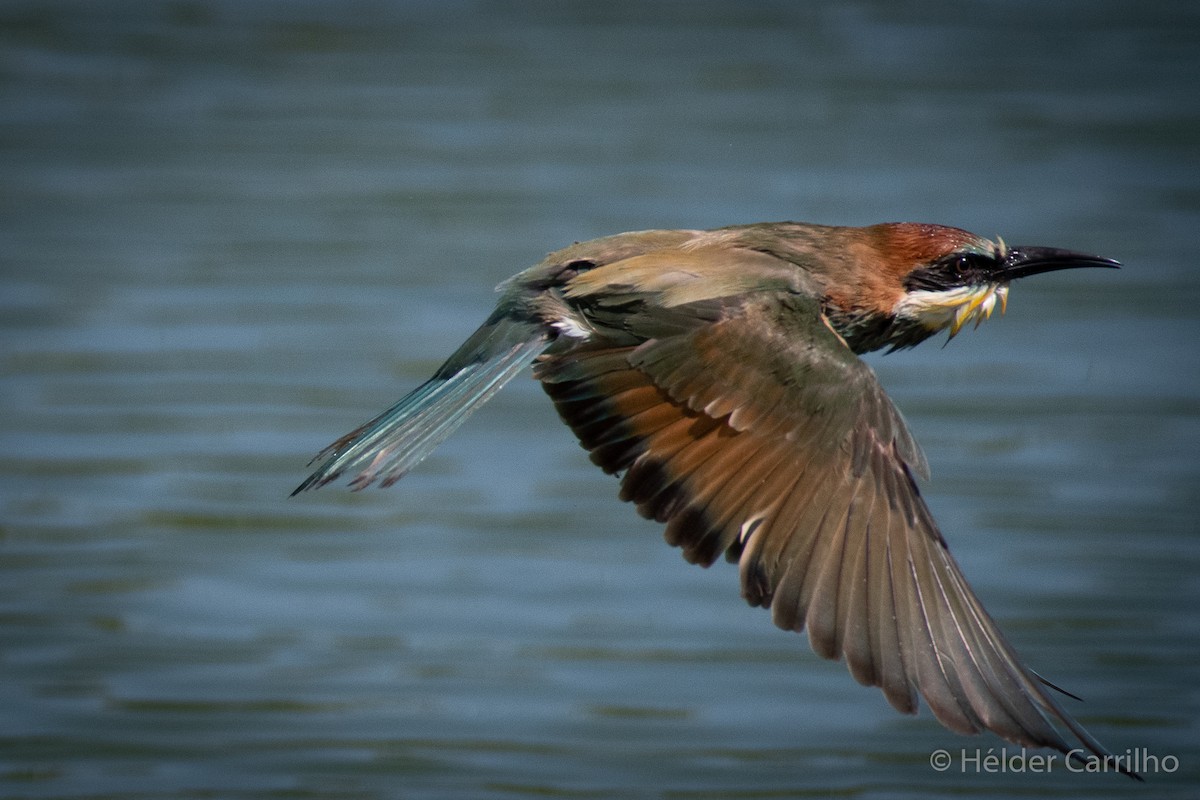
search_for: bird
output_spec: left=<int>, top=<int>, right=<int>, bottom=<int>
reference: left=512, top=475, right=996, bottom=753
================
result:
left=293, top=220, right=1135, bottom=778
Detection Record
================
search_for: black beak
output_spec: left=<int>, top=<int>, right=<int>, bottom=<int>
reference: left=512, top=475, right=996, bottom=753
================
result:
left=997, top=246, right=1121, bottom=281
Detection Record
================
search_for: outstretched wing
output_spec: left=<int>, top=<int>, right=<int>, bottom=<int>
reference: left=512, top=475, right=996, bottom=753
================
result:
left=536, top=283, right=1120, bottom=769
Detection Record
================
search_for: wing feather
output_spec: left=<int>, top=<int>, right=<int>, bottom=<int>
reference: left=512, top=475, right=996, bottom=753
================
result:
left=534, top=266, right=1125, bottom=772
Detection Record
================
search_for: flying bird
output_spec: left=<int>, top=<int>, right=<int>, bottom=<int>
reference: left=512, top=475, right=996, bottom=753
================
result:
left=294, top=221, right=1133, bottom=777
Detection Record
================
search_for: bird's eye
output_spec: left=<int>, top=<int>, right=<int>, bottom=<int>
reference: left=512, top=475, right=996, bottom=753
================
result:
left=904, top=253, right=993, bottom=292
left=951, top=253, right=995, bottom=279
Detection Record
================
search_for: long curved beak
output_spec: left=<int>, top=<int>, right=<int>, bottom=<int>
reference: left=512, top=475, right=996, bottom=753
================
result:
left=997, top=246, right=1121, bottom=281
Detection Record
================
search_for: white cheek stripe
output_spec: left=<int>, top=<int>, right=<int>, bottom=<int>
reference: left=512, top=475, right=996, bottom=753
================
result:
left=894, top=283, right=1009, bottom=335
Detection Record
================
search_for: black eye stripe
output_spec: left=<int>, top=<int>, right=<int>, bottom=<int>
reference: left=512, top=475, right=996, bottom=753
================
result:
left=904, top=252, right=996, bottom=292
left=953, top=253, right=991, bottom=270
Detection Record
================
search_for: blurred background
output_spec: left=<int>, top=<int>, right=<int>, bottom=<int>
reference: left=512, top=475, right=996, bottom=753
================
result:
left=2, top=1, right=1198, bottom=798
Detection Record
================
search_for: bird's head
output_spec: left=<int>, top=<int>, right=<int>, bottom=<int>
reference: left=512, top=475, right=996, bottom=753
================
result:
left=824, top=223, right=1120, bottom=353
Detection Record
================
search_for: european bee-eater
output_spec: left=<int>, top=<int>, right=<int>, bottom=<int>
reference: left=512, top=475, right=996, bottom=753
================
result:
left=294, top=221, right=1133, bottom=777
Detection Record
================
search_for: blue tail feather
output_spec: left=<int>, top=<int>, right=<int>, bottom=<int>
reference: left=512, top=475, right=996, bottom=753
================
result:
left=293, top=318, right=549, bottom=494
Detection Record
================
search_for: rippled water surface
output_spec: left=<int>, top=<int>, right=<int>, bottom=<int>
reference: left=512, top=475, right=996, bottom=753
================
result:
left=2, top=2, right=1198, bottom=798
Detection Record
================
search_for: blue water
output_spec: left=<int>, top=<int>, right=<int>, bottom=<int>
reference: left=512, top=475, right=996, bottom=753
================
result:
left=2, top=2, right=1198, bottom=797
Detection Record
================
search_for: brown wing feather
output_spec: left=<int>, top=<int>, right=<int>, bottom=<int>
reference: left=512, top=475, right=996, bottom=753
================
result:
left=535, top=289, right=1122, bottom=769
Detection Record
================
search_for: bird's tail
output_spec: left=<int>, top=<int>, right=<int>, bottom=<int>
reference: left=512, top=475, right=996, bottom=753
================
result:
left=292, top=314, right=550, bottom=494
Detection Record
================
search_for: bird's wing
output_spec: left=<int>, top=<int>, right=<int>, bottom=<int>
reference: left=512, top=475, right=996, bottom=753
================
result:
left=535, top=284, right=1118, bottom=767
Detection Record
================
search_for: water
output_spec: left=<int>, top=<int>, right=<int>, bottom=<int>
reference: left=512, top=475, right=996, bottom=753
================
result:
left=2, top=1, right=1198, bottom=797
